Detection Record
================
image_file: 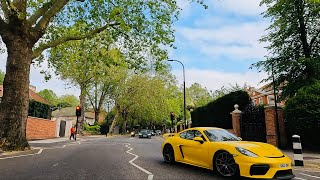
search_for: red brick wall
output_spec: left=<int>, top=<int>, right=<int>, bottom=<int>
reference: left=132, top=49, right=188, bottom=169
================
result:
left=26, top=117, right=56, bottom=140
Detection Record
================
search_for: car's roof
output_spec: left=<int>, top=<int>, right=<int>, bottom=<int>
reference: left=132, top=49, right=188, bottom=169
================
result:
left=183, top=127, right=223, bottom=131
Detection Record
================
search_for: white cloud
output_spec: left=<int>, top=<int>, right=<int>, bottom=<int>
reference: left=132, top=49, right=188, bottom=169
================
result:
left=177, top=22, right=269, bottom=60
left=173, top=68, right=268, bottom=91
left=209, top=0, right=266, bottom=16
left=176, top=0, right=192, bottom=17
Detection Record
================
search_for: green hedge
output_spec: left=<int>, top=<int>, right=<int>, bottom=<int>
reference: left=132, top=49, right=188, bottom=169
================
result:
left=191, top=90, right=250, bottom=129
left=284, top=81, right=320, bottom=149
left=84, top=124, right=101, bottom=134
left=28, top=100, right=51, bottom=119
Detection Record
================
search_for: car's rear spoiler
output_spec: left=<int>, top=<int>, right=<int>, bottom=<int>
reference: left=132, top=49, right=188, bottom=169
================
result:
left=162, top=133, right=176, bottom=138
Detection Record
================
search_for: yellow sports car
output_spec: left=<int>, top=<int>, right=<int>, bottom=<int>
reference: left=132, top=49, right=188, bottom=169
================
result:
left=162, top=127, right=294, bottom=179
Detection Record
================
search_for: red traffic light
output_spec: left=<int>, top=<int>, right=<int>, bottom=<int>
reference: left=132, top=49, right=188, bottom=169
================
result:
left=76, top=106, right=81, bottom=116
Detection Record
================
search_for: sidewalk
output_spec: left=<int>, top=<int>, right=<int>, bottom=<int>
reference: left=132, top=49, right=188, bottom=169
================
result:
left=28, top=137, right=69, bottom=144
left=283, top=149, right=320, bottom=171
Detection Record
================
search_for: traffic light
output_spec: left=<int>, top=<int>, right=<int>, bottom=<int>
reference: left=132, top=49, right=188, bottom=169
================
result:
left=170, top=112, right=175, bottom=120
left=76, top=106, right=81, bottom=117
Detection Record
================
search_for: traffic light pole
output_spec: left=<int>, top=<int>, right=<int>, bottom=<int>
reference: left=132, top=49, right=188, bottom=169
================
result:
left=75, top=116, right=79, bottom=140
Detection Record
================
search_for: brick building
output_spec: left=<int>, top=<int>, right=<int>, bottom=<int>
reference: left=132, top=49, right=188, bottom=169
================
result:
left=0, top=85, right=56, bottom=140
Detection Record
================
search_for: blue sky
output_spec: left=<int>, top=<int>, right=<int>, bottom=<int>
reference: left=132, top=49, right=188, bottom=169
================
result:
left=0, top=0, right=269, bottom=96
left=169, top=0, right=269, bottom=91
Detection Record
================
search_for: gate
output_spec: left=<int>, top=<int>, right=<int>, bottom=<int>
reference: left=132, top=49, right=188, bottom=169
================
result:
left=240, top=104, right=266, bottom=142
left=59, top=121, right=66, bottom=137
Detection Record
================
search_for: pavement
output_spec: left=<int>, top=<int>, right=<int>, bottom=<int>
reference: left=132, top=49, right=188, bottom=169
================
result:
left=282, top=149, right=320, bottom=172
left=0, top=135, right=319, bottom=180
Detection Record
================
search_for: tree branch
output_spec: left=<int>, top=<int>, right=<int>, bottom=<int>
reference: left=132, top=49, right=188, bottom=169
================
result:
left=34, top=0, right=68, bottom=34
left=12, top=0, right=26, bottom=19
left=28, top=0, right=58, bottom=26
left=0, top=1, right=10, bottom=21
left=310, top=29, right=320, bottom=49
left=85, top=88, right=96, bottom=109
left=0, top=17, right=7, bottom=34
left=32, top=22, right=120, bottom=59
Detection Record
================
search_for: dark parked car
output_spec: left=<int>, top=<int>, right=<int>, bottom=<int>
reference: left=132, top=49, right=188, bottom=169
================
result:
left=151, top=131, right=155, bottom=136
left=155, top=130, right=161, bottom=135
left=139, top=129, right=151, bottom=138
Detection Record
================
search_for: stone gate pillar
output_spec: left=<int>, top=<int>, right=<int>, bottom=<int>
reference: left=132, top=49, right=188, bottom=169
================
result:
left=264, top=105, right=286, bottom=147
left=231, top=104, right=242, bottom=137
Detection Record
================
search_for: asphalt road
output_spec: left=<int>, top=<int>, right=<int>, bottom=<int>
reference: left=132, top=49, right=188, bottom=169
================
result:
left=0, top=136, right=319, bottom=180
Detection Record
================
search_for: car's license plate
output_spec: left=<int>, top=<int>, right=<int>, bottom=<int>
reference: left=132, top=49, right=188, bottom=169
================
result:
left=143, top=135, right=146, bottom=137
left=279, top=163, right=289, bottom=168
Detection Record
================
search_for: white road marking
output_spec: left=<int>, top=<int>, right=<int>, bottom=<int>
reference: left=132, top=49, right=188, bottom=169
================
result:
left=129, top=137, right=135, bottom=140
left=52, top=163, right=59, bottom=167
left=125, top=144, right=154, bottom=180
left=0, top=139, right=83, bottom=160
left=300, top=173, right=320, bottom=179
left=37, top=148, right=43, bottom=154
left=0, top=148, right=43, bottom=160
left=294, top=177, right=307, bottom=180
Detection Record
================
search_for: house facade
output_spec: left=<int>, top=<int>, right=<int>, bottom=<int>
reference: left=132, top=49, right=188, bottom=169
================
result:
left=246, top=84, right=285, bottom=106
left=52, top=107, right=105, bottom=137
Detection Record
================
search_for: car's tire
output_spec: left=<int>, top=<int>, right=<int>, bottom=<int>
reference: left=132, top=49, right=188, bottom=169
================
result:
left=213, top=151, right=239, bottom=178
left=163, top=144, right=175, bottom=164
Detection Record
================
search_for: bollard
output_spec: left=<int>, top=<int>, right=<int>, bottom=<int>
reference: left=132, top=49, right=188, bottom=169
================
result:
left=292, top=135, right=304, bottom=166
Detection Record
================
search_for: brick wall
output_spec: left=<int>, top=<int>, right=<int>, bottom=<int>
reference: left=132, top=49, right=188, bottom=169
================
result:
left=26, top=117, right=57, bottom=140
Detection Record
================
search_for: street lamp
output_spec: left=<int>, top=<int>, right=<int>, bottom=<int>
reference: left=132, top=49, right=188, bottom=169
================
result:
left=167, top=59, right=187, bottom=129
left=272, top=64, right=281, bottom=146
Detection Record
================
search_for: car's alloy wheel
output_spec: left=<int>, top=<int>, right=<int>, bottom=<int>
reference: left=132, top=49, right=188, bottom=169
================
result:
left=163, top=144, right=175, bottom=164
left=214, top=151, right=238, bottom=177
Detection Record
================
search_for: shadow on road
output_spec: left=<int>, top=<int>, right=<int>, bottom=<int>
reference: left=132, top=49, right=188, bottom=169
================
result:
left=155, top=160, right=249, bottom=180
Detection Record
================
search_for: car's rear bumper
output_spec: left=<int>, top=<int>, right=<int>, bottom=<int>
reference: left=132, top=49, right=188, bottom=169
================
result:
left=235, top=155, right=294, bottom=179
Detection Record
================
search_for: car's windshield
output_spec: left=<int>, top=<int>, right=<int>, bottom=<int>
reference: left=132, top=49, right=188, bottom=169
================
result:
left=204, top=129, right=240, bottom=142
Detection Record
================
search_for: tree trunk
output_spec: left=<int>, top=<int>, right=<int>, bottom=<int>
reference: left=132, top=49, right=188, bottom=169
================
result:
left=0, top=34, right=32, bottom=151
left=108, top=109, right=119, bottom=135
left=79, top=85, right=86, bottom=133
left=122, top=112, right=127, bottom=135
left=94, top=108, right=100, bottom=125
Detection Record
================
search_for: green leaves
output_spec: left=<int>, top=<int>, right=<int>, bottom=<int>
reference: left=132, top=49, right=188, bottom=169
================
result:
left=253, top=0, right=320, bottom=99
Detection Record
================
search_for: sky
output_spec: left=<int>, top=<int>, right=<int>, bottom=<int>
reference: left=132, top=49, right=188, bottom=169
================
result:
left=0, top=0, right=270, bottom=97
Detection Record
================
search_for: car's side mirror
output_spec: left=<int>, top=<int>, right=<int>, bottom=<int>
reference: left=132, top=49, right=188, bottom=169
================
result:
left=193, top=137, right=204, bottom=144
left=238, top=137, right=242, bottom=141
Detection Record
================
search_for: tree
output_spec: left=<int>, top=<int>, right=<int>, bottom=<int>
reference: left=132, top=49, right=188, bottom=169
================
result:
left=57, top=95, right=79, bottom=108
left=86, top=65, right=125, bottom=125
left=284, top=81, right=320, bottom=149
left=0, top=0, right=205, bottom=150
left=49, top=37, right=123, bottom=130
left=186, top=83, right=212, bottom=108
left=37, top=89, right=58, bottom=105
left=0, top=70, right=4, bottom=84
left=252, top=0, right=320, bottom=99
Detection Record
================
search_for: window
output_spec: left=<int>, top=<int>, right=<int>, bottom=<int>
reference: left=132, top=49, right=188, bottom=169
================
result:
left=259, top=97, right=263, bottom=105
left=186, top=130, right=195, bottom=140
left=204, top=129, right=240, bottom=142
left=268, top=95, right=275, bottom=105
left=194, top=130, right=206, bottom=141
left=253, top=99, right=256, bottom=105
left=179, top=131, right=187, bottom=139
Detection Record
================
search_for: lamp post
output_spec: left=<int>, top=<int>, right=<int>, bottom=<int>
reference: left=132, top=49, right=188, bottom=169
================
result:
left=272, top=64, right=281, bottom=146
left=167, top=59, right=187, bottom=129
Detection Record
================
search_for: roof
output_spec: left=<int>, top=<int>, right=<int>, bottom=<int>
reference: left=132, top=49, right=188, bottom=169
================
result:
left=178, top=127, right=223, bottom=131
left=0, top=85, right=51, bottom=105
left=52, top=107, right=75, bottom=117
left=52, top=107, right=105, bottom=121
